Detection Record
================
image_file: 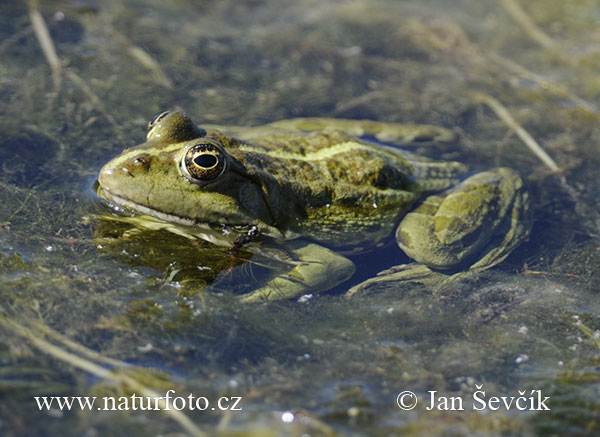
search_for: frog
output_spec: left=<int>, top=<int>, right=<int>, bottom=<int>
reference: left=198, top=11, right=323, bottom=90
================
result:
left=96, top=110, right=532, bottom=302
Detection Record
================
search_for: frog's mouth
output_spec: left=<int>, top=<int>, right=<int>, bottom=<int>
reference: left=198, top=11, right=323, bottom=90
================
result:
left=97, top=183, right=199, bottom=228
left=96, top=182, right=290, bottom=243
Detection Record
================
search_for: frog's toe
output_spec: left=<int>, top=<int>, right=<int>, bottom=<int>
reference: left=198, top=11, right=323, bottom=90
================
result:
left=345, top=263, right=450, bottom=297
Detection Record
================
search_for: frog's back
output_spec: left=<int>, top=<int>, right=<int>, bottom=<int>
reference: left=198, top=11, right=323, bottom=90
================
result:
left=212, top=127, right=467, bottom=246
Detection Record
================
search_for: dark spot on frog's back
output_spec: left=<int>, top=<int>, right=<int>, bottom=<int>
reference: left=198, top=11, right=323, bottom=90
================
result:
left=374, top=165, right=412, bottom=189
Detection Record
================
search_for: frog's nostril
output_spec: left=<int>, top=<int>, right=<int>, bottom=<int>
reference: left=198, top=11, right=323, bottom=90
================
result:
left=132, top=156, right=151, bottom=171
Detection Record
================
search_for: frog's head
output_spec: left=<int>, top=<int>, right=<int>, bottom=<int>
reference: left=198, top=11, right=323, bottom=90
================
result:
left=97, top=111, right=276, bottom=229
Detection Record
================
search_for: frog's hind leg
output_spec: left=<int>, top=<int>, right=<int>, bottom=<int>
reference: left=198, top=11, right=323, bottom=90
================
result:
left=396, top=167, right=532, bottom=272
left=265, top=118, right=456, bottom=145
left=465, top=172, right=532, bottom=273
left=347, top=168, right=532, bottom=297
left=347, top=168, right=532, bottom=296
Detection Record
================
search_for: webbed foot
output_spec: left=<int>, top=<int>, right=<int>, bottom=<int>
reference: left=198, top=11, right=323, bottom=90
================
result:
left=240, top=240, right=355, bottom=303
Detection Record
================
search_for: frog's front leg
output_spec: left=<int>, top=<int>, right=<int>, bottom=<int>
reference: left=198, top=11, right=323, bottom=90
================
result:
left=347, top=168, right=532, bottom=296
left=240, top=240, right=355, bottom=303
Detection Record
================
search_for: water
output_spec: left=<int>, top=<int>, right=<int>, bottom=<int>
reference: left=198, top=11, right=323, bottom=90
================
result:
left=1, top=0, right=600, bottom=435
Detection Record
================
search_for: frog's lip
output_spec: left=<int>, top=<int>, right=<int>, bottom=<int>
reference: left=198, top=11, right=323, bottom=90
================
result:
left=98, top=186, right=199, bottom=228
left=97, top=186, right=274, bottom=238
left=97, top=184, right=291, bottom=241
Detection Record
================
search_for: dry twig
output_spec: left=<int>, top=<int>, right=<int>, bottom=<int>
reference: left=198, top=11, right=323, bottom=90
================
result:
left=470, top=91, right=560, bottom=172
left=500, top=0, right=557, bottom=50
left=28, top=0, right=61, bottom=87
left=1, top=315, right=206, bottom=437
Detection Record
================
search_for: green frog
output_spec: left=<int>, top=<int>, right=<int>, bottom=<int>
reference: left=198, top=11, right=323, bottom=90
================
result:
left=96, top=111, right=531, bottom=302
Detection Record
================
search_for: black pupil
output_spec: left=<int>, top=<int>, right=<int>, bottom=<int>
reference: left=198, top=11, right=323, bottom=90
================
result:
left=194, top=154, right=218, bottom=168
left=150, top=111, right=169, bottom=125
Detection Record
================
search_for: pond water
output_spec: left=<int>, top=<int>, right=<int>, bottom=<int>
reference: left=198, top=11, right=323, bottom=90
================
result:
left=1, top=0, right=600, bottom=435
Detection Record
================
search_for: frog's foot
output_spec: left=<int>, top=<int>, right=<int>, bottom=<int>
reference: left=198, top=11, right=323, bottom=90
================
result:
left=345, top=263, right=452, bottom=297
left=347, top=168, right=532, bottom=297
left=265, top=118, right=456, bottom=145
left=346, top=264, right=480, bottom=297
left=397, top=167, right=531, bottom=271
left=240, top=240, right=355, bottom=303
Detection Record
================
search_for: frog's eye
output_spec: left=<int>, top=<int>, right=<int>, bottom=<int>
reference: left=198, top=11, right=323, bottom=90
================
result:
left=149, top=111, right=170, bottom=127
left=148, top=111, right=170, bottom=132
left=181, top=142, right=226, bottom=183
left=147, top=111, right=171, bottom=140
left=147, top=110, right=207, bottom=142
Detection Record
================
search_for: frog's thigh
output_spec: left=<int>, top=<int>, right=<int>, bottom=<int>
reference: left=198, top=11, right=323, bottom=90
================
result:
left=396, top=168, right=530, bottom=270
left=240, top=241, right=355, bottom=303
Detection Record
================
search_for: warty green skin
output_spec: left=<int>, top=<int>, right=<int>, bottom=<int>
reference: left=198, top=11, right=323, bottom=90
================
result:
left=97, top=111, right=532, bottom=301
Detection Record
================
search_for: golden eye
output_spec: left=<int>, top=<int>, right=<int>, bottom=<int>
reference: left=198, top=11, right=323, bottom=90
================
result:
left=147, top=111, right=170, bottom=133
left=181, top=142, right=226, bottom=182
